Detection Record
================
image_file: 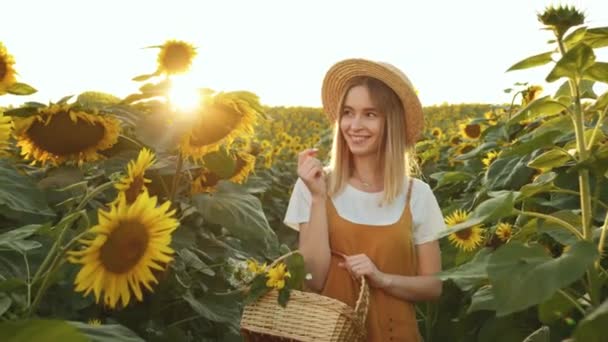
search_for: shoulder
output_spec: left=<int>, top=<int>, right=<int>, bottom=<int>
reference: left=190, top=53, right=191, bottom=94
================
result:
left=408, top=177, right=433, bottom=196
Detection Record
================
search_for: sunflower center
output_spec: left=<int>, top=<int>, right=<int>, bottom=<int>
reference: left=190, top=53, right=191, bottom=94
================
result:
left=464, top=124, right=481, bottom=138
left=125, top=176, right=145, bottom=204
left=163, top=45, right=192, bottom=73
left=0, top=60, right=6, bottom=79
left=100, top=220, right=149, bottom=274
left=27, top=111, right=106, bottom=155
left=455, top=228, right=473, bottom=240
left=189, top=105, right=240, bottom=147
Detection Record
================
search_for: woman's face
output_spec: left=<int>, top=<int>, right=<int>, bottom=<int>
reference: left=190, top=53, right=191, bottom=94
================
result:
left=340, top=85, right=385, bottom=157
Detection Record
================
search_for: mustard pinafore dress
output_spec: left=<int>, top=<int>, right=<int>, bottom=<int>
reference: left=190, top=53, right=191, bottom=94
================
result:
left=321, top=178, right=421, bottom=342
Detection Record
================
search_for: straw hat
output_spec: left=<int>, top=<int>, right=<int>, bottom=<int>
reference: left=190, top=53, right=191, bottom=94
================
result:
left=321, top=58, right=424, bottom=147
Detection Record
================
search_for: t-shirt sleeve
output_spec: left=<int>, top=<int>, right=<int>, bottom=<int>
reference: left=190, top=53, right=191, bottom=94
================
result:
left=283, top=178, right=312, bottom=231
left=412, top=181, right=446, bottom=245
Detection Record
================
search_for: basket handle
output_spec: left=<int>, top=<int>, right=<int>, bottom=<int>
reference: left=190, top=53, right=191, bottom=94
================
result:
left=331, top=250, right=370, bottom=327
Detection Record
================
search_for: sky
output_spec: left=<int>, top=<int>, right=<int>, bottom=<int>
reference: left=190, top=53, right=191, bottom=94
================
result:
left=1, top=0, right=608, bottom=109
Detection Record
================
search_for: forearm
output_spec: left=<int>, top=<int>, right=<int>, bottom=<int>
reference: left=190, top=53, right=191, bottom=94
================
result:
left=299, top=196, right=331, bottom=292
left=380, top=273, right=442, bottom=302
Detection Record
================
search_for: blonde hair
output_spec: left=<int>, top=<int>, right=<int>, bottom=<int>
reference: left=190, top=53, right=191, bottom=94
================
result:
left=326, top=76, right=418, bottom=206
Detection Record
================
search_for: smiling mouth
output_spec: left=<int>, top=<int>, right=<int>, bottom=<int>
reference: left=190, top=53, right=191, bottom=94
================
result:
left=349, top=135, right=370, bottom=144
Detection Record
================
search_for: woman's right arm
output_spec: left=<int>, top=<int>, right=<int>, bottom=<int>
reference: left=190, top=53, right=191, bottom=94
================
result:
left=297, top=149, right=331, bottom=292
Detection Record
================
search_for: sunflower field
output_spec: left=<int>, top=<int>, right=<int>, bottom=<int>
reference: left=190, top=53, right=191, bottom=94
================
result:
left=0, top=5, right=607, bottom=342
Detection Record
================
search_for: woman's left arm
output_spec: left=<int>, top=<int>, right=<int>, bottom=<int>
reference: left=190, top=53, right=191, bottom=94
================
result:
left=340, top=240, right=442, bottom=302
left=379, top=240, right=442, bottom=302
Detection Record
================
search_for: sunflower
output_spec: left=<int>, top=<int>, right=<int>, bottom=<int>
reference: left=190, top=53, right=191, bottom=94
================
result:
left=180, top=92, right=258, bottom=161
left=0, top=112, right=13, bottom=155
left=247, top=259, right=267, bottom=275
left=431, top=127, right=443, bottom=139
left=457, top=143, right=476, bottom=155
left=156, top=40, right=196, bottom=75
left=191, top=151, right=256, bottom=194
left=459, top=122, right=481, bottom=140
left=449, top=136, right=462, bottom=147
left=114, top=148, right=156, bottom=204
left=495, top=222, right=513, bottom=242
left=230, top=152, right=256, bottom=184
left=68, top=191, right=178, bottom=309
left=0, top=43, right=17, bottom=94
left=87, top=319, right=102, bottom=326
left=15, top=104, right=120, bottom=166
left=522, top=85, right=543, bottom=106
left=482, top=150, right=499, bottom=168
left=445, top=209, right=484, bottom=252
left=266, top=263, right=291, bottom=290
left=484, top=111, right=498, bottom=125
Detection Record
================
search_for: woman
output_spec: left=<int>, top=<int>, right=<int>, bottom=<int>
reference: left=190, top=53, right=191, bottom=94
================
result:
left=284, top=59, right=444, bottom=341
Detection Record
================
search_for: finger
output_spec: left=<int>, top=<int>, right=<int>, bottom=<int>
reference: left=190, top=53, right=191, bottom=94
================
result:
left=298, top=148, right=318, bottom=165
left=305, top=166, right=323, bottom=180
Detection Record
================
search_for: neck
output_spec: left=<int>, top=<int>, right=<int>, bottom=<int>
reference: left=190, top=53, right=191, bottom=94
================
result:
left=351, top=155, right=383, bottom=188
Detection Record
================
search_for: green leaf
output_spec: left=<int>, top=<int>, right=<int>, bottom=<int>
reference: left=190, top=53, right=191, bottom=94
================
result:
left=243, top=275, right=271, bottom=305
left=520, top=172, right=557, bottom=197
left=278, top=288, right=290, bottom=307
left=6, top=82, right=37, bottom=95
left=429, top=171, right=474, bottom=189
left=564, top=27, right=588, bottom=49
left=76, top=91, right=121, bottom=109
left=0, top=160, right=55, bottom=222
left=3, top=106, right=40, bottom=118
left=468, top=285, right=496, bottom=313
left=469, top=191, right=516, bottom=223
left=202, top=149, right=236, bottom=179
left=556, top=79, right=597, bottom=99
left=68, top=322, right=144, bottom=342
left=583, top=62, right=608, bottom=83
left=537, top=210, right=582, bottom=246
left=509, top=96, right=567, bottom=124
left=527, top=149, right=572, bottom=172
left=487, top=240, right=598, bottom=316
left=0, top=293, right=11, bottom=316
left=581, top=27, right=608, bottom=48
left=437, top=248, right=492, bottom=290
left=573, top=299, right=608, bottom=342
left=0, top=319, right=87, bottom=342
left=546, top=43, right=595, bottom=82
left=500, top=130, right=563, bottom=158
left=177, top=248, right=215, bottom=276
left=522, top=326, right=550, bottom=342
left=507, top=52, right=554, bottom=72
left=182, top=291, right=241, bottom=326
left=132, top=72, right=159, bottom=82
left=485, top=154, right=536, bottom=191
left=192, top=182, right=279, bottom=257
left=285, top=253, right=306, bottom=290
left=539, top=290, right=576, bottom=324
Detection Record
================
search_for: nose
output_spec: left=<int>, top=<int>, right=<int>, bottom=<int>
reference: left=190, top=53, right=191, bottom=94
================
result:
left=350, top=114, right=364, bottom=129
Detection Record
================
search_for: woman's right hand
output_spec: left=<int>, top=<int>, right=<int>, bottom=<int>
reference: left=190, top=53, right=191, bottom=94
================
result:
left=297, top=148, right=327, bottom=198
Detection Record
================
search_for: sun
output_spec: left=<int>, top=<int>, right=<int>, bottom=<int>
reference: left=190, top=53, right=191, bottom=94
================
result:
left=168, top=75, right=202, bottom=114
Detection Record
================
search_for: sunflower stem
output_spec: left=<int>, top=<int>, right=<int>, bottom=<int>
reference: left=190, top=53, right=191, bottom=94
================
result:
left=557, top=31, right=600, bottom=307
left=22, top=252, right=31, bottom=308
left=28, top=210, right=88, bottom=316
left=557, top=289, right=586, bottom=315
left=75, top=181, right=115, bottom=212
left=169, top=153, right=184, bottom=204
left=586, top=105, right=607, bottom=151
left=513, top=209, right=583, bottom=240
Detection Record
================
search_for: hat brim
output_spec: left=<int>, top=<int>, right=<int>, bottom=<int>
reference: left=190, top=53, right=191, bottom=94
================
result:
left=321, top=59, right=423, bottom=147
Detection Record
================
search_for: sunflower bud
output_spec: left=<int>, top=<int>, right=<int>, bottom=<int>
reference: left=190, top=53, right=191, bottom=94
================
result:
left=537, top=5, right=585, bottom=39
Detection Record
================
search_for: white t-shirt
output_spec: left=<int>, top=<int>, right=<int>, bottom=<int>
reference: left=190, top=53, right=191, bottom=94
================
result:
left=283, top=177, right=446, bottom=245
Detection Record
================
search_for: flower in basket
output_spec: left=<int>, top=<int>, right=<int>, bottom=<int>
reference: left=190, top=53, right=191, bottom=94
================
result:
left=243, top=251, right=305, bottom=308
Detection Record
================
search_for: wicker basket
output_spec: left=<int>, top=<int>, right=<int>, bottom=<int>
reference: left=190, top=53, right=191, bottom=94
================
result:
left=240, top=275, right=369, bottom=341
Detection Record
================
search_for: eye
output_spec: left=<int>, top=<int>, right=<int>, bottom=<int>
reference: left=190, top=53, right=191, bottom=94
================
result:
left=366, top=112, right=378, bottom=117
left=342, top=109, right=353, bottom=116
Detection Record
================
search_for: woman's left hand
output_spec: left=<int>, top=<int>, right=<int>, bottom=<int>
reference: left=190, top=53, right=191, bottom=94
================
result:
left=338, top=254, right=390, bottom=289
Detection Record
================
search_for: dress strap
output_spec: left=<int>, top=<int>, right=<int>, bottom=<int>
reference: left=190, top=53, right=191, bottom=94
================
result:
left=405, top=177, right=414, bottom=206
